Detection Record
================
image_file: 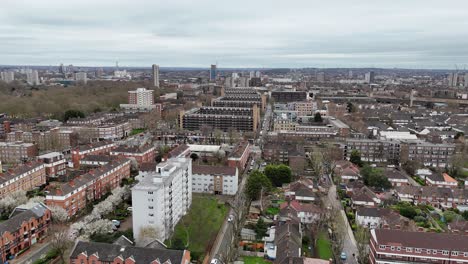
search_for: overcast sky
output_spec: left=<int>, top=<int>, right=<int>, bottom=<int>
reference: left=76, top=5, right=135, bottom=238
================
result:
left=1, top=0, right=468, bottom=69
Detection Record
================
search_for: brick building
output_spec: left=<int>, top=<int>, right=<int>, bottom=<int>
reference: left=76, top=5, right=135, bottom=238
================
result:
left=0, top=203, right=51, bottom=263
left=369, top=229, right=468, bottom=264
left=227, top=141, right=251, bottom=171
left=0, top=142, right=38, bottom=163
left=70, top=241, right=190, bottom=264
left=71, top=141, right=117, bottom=168
left=45, top=158, right=131, bottom=216
left=6, top=128, right=78, bottom=151
left=36, top=152, right=67, bottom=178
left=110, top=144, right=156, bottom=166
left=0, top=162, right=46, bottom=198
left=271, top=91, right=307, bottom=103
left=180, top=106, right=260, bottom=132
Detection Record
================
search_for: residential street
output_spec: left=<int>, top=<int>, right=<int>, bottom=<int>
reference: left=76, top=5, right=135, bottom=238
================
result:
left=324, top=185, right=358, bottom=264
left=12, top=242, right=52, bottom=264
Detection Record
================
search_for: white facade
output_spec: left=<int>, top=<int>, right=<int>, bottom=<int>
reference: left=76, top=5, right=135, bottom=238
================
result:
left=75, top=72, right=87, bottom=84
left=192, top=166, right=238, bottom=195
left=26, top=70, right=39, bottom=85
left=152, top=64, right=159, bottom=87
left=132, top=157, right=192, bottom=242
left=1, top=71, right=14, bottom=83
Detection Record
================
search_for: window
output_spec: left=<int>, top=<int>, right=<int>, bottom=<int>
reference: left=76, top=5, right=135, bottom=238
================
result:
left=379, top=245, right=386, bottom=250
left=391, top=246, right=395, bottom=251
left=148, top=206, right=154, bottom=209
left=147, top=191, right=153, bottom=195
left=149, top=213, right=154, bottom=217
left=406, top=248, right=412, bottom=252
left=426, top=250, right=431, bottom=255
left=433, top=250, right=437, bottom=254
left=452, top=251, right=458, bottom=256
left=415, top=248, right=422, bottom=253
left=442, top=251, right=449, bottom=256
left=397, top=247, right=401, bottom=251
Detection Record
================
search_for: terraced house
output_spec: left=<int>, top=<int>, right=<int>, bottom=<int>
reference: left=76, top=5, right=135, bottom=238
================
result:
left=0, top=203, right=51, bottom=263
left=369, top=229, right=468, bottom=264
left=45, top=158, right=131, bottom=216
left=0, top=162, right=46, bottom=198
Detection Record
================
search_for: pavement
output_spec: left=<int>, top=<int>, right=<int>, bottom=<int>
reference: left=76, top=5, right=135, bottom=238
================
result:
left=11, top=240, right=52, bottom=264
left=324, top=184, right=358, bottom=264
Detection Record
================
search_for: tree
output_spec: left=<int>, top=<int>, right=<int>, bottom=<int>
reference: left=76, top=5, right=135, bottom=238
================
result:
left=347, top=102, right=356, bottom=113
left=402, top=160, right=419, bottom=176
left=49, top=205, right=69, bottom=223
left=330, top=210, right=345, bottom=263
left=255, top=218, right=268, bottom=239
left=264, top=164, right=292, bottom=187
left=63, top=109, right=85, bottom=122
left=49, top=226, right=73, bottom=264
left=350, top=150, right=363, bottom=167
left=0, top=190, right=28, bottom=216
left=84, top=219, right=114, bottom=237
left=361, top=165, right=392, bottom=190
left=190, top=153, right=199, bottom=161
left=355, top=226, right=370, bottom=264
left=314, top=112, right=323, bottom=122
left=246, top=170, right=272, bottom=200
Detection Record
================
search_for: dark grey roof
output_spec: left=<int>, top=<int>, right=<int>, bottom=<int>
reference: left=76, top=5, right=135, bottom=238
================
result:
left=113, top=235, right=134, bottom=247
left=70, top=241, right=185, bottom=264
left=0, top=203, right=48, bottom=235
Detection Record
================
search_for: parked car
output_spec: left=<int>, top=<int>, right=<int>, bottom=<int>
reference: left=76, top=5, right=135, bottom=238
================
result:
left=112, top=219, right=121, bottom=228
left=340, top=252, right=347, bottom=260
left=127, top=206, right=133, bottom=212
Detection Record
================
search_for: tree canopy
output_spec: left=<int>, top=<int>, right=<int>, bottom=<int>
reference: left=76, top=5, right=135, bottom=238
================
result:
left=360, top=165, right=391, bottom=190
left=314, top=112, right=323, bottom=122
left=350, top=150, right=363, bottom=167
left=264, top=164, right=292, bottom=187
left=63, top=109, right=85, bottom=122
left=246, top=170, right=272, bottom=200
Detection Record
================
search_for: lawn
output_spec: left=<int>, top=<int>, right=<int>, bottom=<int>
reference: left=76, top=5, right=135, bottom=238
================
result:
left=167, top=195, right=228, bottom=261
left=316, top=232, right=333, bottom=260
left=242, top=256, right=271, bottom=264
left=130, top=128, right=146, bottom=136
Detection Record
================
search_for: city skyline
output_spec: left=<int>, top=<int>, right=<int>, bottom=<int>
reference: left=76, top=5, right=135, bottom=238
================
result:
left=1, top=0, right=468, bottom=69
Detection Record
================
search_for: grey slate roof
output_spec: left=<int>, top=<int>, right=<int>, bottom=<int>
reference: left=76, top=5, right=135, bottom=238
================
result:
left=70, top=241, right=185, bottom=264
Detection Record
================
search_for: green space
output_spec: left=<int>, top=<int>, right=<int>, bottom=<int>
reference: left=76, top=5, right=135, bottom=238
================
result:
left=242, top=256, right=271, bottom=264
left=411, top=176, right=426, bottom=186
left=167, top=195, right=228, bottom=261
left=316, top=232, right=333, bottom=260
left=90, top=229, right=134, bottom=244
left=130, top=128, right=146, bottom=136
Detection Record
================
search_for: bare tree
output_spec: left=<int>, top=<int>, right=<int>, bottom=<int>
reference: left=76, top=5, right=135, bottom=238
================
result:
left=330, top=210, right=345, bottom=264
left=49, top=225, right=73, bottom=264
left=355, top=226, right=370, bottom=264
left=224, top=191, right=248, bottom=263
left=227, top=127, right=239, bottom=145
left=200, top=124, right=212, bottom=144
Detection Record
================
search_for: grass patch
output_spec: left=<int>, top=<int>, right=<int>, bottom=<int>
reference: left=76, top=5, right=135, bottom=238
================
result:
left=130, top=128, right=146, bottom=136
left=242, top=256, right=271, bottom=264
left=167, top=195, right=228, bottom=262
left=316, top=232, right=333, bottom=260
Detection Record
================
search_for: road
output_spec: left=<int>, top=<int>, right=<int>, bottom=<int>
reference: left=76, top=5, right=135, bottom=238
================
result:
left=12, top=242, right=52, bottom=264
left=258, top=105, right=272, bottom=148
left=324, top=185, right=358, bottom=264
left=210, top=163, right=252, bottom=262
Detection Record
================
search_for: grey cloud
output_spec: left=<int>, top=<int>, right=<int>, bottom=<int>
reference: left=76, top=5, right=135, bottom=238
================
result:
left=0, top=0, right=467, bottom=68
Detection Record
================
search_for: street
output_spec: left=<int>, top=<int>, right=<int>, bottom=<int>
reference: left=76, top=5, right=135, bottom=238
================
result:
left=324, top=184, right=358, bottom=264
left=12, top=242, right=52, bottom=264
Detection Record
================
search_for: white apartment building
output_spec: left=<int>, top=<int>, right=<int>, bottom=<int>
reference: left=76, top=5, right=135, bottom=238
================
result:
left=132, top=157, right=192, bottom=242
left=192, top=165, right=238, bottom=195
left=120, top=88, right=161, bottom=113
left=1, top=71, right=14, bottom=83
left=26, top=70, right=39, bottom=85
left=75, top=72, right=87, bottom=84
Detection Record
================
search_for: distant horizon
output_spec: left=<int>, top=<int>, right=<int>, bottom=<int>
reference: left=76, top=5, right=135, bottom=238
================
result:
left=0, top=64, right=464, bottom=72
